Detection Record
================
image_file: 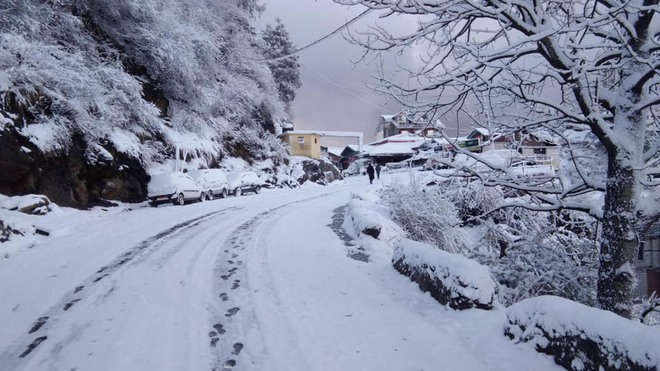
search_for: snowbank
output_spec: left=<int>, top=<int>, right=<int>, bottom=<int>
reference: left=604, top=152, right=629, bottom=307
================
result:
left=505, top=296, right=660, bottom=370
left=0, top=209, right=37, bottom=259
left=346, top=197, right=404, bottom=244
left=0, top=194, right=59, bottom=259
left=0, top=194, right=52, bottom=215
left=393, top=239, right=497, bottom=310
left=341, top=191, right=405, bottom=263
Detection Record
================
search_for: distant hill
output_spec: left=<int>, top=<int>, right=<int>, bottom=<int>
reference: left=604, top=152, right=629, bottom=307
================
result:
left=0, top=0, right=292, bottom=207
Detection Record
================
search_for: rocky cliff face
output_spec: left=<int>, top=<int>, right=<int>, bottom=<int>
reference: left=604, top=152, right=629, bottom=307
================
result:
left=0, top=127, right=149, bottom=208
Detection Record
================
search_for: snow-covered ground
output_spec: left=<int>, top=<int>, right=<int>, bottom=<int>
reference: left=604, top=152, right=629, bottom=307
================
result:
left=0, top=171, right=561, bottom=371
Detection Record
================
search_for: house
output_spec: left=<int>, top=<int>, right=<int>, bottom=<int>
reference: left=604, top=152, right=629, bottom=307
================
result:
left=486, top=131, right=560, bottom=168
left=339, top=145, right=361, bottom=170
left=375, top=111, right=445, bottom=140
left=363, top=133, right=428, bottom=164
left=323, top=146, right=344, bottom=167
left=279, top=131, right=322, bottom=160
left=467, top=128, right=491, bottom=144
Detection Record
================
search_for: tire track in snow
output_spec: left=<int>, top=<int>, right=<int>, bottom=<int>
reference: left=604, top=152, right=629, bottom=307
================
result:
left=209, top=192, right=339, bottom=371
left=0, top=207, right=237, bottom=371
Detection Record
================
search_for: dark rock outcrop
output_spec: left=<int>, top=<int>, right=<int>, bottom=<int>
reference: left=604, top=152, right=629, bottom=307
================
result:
left=0, top=127, right=149, bottom=208
left=296, top=159, right=341, bottom=185
left=361, top=226, right=381, bottom=239
left=0, top=219, right=23, bottom=243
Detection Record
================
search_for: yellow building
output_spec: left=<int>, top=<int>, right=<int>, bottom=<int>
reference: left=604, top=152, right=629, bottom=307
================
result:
left=280, top=131, right=322, bottom=159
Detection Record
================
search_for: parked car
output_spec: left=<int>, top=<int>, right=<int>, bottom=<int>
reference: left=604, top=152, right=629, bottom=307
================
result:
left=188, top=169, right=229, bottom=200
left=226, top=171, right=264, bottom=196
left=147, top=172, right=203, bottom=206
left=342, top=158, right=372, bottom=177
left=423, top=152, right=452, bottom=170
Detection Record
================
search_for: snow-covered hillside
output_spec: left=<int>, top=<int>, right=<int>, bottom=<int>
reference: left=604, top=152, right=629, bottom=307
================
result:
left=0, top=0, right=293, bottom=207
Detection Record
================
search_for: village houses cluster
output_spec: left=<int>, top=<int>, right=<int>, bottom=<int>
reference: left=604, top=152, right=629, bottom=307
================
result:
left=278, top=110, right=660, bottom=301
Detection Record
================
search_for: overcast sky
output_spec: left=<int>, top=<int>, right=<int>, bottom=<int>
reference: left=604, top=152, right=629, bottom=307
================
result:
left=257, top=1, right=476, bottom=147
left=257, top=1, right=402, bottom=146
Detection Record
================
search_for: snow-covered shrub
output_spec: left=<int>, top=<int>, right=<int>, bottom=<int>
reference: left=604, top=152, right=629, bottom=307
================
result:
left=437, top=178, right=506, bottom=226
left=387, top=175, right=598, bottom=306
left=505, top=296, right=660, bottom=370
left=379, top=176, right=468, bottom=254
left=474, top=207, right=599, bottom=306
left=393, top=239, right=497, bottom=310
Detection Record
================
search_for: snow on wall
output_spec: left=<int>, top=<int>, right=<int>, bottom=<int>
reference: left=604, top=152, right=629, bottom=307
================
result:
left=340, top=190, right=406, bottom=263
left=505, top=295, right=660, bottom=370
left=393, top=239, right=497, bottom=310
left=346, top=193, right=405, bottom=244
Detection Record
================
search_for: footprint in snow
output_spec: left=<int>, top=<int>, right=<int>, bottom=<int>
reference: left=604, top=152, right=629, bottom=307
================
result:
left=232, top=343, right=244, bottom=355
left=213, top=323, right=226, bottom=335
left=225, top=307, right=240, bottom=317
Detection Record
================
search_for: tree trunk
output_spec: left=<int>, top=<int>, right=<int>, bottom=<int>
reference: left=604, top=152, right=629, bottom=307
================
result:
left=596, top=72, right=646, bottom=317
left=597, top=156, right=640, bottom=318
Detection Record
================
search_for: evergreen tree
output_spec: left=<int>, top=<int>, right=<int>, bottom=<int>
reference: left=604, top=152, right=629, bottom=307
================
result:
left=261, top=18, right=302, bottom=107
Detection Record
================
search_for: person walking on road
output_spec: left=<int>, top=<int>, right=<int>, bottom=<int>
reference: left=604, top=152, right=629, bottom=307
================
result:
left=366, top=164, right=375, bottom=184
left=375, top=164, right=381, bottom=179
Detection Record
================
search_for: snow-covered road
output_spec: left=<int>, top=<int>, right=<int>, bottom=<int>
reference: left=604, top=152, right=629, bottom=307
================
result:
left=0, top=174, right=560, bottom=371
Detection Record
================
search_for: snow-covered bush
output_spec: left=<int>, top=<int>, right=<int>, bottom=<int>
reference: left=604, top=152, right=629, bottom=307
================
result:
left=379, top=176, right=468, bottom=254
left=437, top=178, right=506, bottom=226
left=382, top=175, right=598, bottom=307
left=393, top=239, right=497, bottom=310
left=473, top=207, right=599, bottom=306
left=505, top=296, right=660, bottom=370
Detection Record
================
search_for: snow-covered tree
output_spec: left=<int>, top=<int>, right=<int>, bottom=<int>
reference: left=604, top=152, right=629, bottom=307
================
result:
left=261, top=18, right=302, bottom=108
left=336, top=0, right=659, bottom=318
left=1, top=0, right=290, bottom=165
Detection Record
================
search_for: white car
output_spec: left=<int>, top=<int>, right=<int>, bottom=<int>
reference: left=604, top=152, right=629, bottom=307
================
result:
left=226, top=171, right=264, bottom=196
left=342, top=159, right=372, bottom=177
left=147, top=172, right=203, bottom=206
left=188, top=169, right=229, bottom=200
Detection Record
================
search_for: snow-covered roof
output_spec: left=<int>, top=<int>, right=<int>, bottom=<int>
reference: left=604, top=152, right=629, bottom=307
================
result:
left=366, top=132, right=422, bottom=145
left=364, top=133, right=428, bottom=156
left=326, top=147, right=344, bottom=157
left=469, top=128, right=490, bottom=137
left=378, top=111, right=440, bottom=130
left=364, top=142, right=420, bottom=156
left=279, top=130, right=323, bottom=136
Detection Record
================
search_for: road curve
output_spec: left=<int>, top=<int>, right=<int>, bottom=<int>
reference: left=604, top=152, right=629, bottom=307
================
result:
left=0, top=184, right=360, bottom=371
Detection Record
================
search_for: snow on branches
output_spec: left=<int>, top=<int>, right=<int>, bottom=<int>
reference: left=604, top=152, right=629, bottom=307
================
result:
left=336, top=0, right=659, bottom=317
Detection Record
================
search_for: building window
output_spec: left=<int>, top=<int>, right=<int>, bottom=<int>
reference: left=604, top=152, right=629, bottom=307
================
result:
left=639, top=241, right=645, bottom=260
left=533, top=147, right=547, bottom=155
left=297, top=137, right=304, bottom=143
left=314, top=138, right=317, bottom=144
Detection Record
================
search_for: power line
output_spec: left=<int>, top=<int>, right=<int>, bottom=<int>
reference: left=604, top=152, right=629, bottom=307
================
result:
left=251, top=8, right=371, bottom=63
left=300, top=63, right=392, bottom=112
